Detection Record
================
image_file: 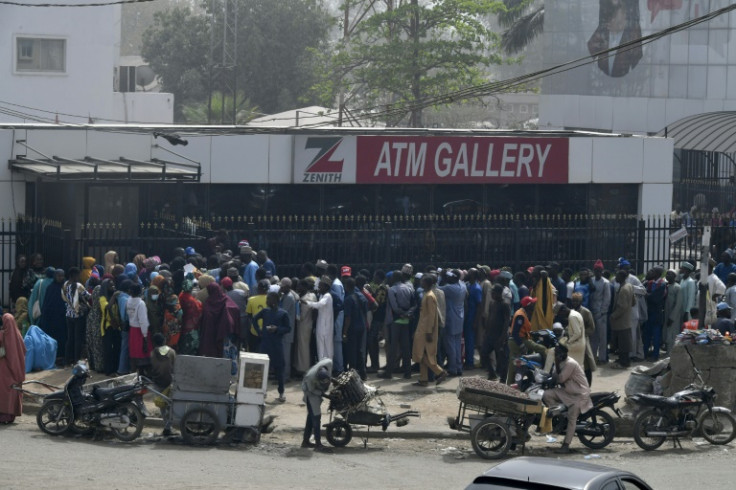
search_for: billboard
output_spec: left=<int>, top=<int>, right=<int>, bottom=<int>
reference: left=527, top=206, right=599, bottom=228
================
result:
left=543, top=0, right=732, bottom=98
left=293, top=135, right=569, bottom=184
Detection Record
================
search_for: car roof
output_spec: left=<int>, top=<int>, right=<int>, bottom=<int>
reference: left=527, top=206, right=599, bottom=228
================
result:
left=476, top=457, right=645, bottom=490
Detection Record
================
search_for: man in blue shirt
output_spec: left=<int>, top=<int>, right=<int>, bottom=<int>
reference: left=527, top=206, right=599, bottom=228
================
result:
left=714, top=252, right=736, bottom=284
left=241, top=246, right=259, bottom=291
left=257, top=249, right=277, bottom=279
left=254, top=292, right=291, bottom=402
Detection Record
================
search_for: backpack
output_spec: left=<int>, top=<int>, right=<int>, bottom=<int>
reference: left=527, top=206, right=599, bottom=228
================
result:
left=107, top=291, right=126, bottom=331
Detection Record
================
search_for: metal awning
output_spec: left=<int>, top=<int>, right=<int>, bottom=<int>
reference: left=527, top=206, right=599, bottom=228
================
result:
left=8, top=155, right=200, bottom=181
left=658, top=111, right=736, bottom=154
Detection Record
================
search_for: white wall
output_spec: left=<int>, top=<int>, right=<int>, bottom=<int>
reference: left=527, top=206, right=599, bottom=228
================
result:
left=0, top=2, right=172, bottom=125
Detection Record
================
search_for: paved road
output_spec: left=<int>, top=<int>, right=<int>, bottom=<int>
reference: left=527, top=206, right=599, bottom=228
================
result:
left=2, top=412, right=733, bottom=489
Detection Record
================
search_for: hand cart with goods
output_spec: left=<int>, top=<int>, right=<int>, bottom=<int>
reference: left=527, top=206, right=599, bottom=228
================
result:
left=323, top=370, right=420, bottom=448
left=451, top=376, right=544, bottom=460
left=150, top=352, right=270, bottom=445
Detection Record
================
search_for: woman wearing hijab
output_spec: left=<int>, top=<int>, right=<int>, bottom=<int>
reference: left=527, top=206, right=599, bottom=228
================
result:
left=199, top=283, right=238, bottom=358
left=170, top=256, right=186, bottom=295
left=133, top=254, right=146, bottom=273
left=29, top=267, right=55, bottom=325
left=146, top=276, right=166, bottom=337
left=196, top=274, right=216, bottom=302
left=124, top=263, right=141, bottom=285
left=161, top=280, right=183, bottom=347
left=99, top=279, right=120, bottom=376
left=178, top=273, right=202, bottom=355
left=0, top=314, right=27, bottom=424
left=112, top=264, right=126, bottom=289
left=9, top=254, right=29, bottom=306
left=126, top=283, right=151, bottom=374
left=80, top=257, right=96, bottom=286
left=104, top=250, right=119, bottom=274
left=39, top=269, right=68, bottom=361
left=85, top=277, right=105, bottom=371
left=14, top=297, right=30, bottom=337
left=23, top=253, right=45, bottom=297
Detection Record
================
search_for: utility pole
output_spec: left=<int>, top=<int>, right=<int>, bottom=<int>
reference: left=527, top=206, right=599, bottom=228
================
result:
left=208, top=0, right=238, bottom=124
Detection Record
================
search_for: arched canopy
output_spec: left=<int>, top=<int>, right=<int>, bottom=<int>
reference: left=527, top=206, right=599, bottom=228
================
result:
left=658, top=112, right=736, bottom=153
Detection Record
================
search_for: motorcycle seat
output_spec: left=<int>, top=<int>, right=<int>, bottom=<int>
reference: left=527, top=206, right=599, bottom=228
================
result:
left=590, top=392, right=615, bottom=404
left=521, top=353, right=544, bottom=366
left=93, top=384, right=134, bottom=400
left=633, top=393, right=681, bottom=407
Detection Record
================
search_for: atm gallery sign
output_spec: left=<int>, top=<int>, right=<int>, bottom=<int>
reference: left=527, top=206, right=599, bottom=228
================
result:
left=293, top=135, right=569, bottom=184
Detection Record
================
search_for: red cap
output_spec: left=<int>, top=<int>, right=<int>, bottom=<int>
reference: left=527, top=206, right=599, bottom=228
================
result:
left=220, top=277, right=233, bottom=289
left=340, top=265, right=352, bottom=277
left=521, top=296, right=538, bottom=308
left=593, top=259, right=604, bottom=270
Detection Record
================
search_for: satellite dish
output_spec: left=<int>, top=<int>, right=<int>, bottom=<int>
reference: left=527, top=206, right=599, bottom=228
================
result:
left=135, top=65, right=156, bottom=91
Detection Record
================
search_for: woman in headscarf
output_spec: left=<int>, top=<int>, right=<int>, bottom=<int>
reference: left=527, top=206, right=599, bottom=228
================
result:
left=85, top=277, right=104, bottom=372
left=9, top=254, right=29, bottom=306
left=145, top=284, right=164, bottom=338
left=79, top=257, right=96, bottom=286
left=29, top=267, right=55, bottom=325
left=160, top=279, right=182, bottom=347
left=23, top=253, right=45, bottom=297
left=133, top=254, right=146, bottom=273
left=99, top=279, right=120, bottom=376
left=86, top=272, right=101, bottom=293
left=104, top=250, right=119, bottom=274
left=178, top=273, right=202, bottom=355
left=199, top=283, right=238, bottom=358
left=112, top=264, right=126, bottom=289
left=39, top=269, right=68, bottom=361
left=0, top=314, right=27, bottom=424
left=13, top=297, right=30, bottom=337
left=126, top=283, right=151, bottom=374
left=125, top=263, right=141, bottom=285
left=196, top=274, right=216, bottom=303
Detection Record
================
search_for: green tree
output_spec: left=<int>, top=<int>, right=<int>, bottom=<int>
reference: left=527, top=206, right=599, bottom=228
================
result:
left=314, top=0, right=507, bottom=127
left=141, top=6, right=210, bottom=121
left=181, top=92, right=259, bottom=125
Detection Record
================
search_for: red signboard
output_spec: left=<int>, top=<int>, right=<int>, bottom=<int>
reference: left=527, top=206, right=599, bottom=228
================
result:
left=355, top=136, right=569, bottom=184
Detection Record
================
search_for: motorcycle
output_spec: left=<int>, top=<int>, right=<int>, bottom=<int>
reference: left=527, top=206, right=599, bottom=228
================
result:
left=513, top=355, right=620, bottom=450
left=629, top=366, right=736, bottom=450
left=36, top=361, right=149, bottom=442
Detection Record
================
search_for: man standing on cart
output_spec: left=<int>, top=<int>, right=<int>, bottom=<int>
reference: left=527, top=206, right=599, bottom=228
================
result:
left=542, top=344, right=592, bottom=454
left=301, top=358, right=334, bottom=453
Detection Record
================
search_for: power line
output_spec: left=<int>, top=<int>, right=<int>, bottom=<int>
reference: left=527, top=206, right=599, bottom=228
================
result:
left=0, top=0, right=154, bottom=6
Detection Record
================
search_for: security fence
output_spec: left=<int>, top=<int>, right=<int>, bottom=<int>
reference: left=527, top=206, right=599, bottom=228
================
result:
left=1, top=213, right=729, bottom=309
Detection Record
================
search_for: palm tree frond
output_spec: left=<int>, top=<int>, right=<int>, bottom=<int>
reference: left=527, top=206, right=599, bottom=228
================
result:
left=500, top=6, right=544, bottom=55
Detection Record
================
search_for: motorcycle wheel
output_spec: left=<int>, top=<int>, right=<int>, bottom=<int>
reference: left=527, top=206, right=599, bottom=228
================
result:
left=633, top=408, right=669, bottom=451
left=325, top=419, right=352, bottom=447
left=36, top=400, right=73, bottom=436
left=180, top=407, right=221, bottom=446
left=699, top=410, right=736, bottom=445
left=471, top=419, right=511, bottom=460
left=577, top=409, right=616, bottom=450
left=111, top=402, right=144, bottom=442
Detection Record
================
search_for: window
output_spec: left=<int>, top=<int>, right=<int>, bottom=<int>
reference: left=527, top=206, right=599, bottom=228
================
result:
left=519, top=104, right=529, bottom=114
left=16, top=37, right=66, bottom=72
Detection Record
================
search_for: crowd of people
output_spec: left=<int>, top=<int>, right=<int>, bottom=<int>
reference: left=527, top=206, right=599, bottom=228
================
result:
left=5, top=237, right=736, bottom=430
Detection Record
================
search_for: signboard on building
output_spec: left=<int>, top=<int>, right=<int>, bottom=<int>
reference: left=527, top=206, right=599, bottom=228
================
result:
left=294, top=135, right=569, bottom=184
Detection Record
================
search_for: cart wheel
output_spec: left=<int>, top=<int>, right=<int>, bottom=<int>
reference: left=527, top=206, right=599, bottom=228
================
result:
left=36, top=400, right=73, bottom=436
left=326, top=420, right=352, bottom=447
left=111, top=402, right=145, bottom=442
left=180, top=407, right=221, bottom=446
left=471, top=419, right=511, bottom=460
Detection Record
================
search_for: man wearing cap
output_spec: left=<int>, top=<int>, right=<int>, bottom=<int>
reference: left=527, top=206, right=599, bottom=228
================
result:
left=506, top=296, right=547, bottom=384
left=663, top=269, right=683, bottom=355
left=590, top=260, right=611, bottom=363
left=713, top=302, right=734, bottom=335
left=679, top=261, right=697, bottom=322
left=542, top=344, right=592, bottom=454
left=301, top=358, right=334, bottom=453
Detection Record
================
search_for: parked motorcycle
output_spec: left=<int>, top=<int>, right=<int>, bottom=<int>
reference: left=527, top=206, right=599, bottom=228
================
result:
left=630, top=367, right=736, bottom=450
left=513, top=357, right=620, bottom=450
left=36, top=362, right=148, bottom=442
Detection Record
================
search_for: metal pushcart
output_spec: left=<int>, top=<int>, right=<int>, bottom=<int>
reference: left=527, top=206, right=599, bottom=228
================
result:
left=323, top=370, right=420, bottom=448
left=452, top=377, right=543, bottom=460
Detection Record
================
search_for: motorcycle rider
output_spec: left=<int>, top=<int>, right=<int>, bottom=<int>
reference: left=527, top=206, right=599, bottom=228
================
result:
left=542, top=344, right=593, bottom=454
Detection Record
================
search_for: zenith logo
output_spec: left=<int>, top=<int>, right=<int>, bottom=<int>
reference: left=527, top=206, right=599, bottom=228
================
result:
left=302, top=137, right=344, bottom=183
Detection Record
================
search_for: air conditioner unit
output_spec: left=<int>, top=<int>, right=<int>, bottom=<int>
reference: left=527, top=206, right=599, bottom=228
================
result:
left=115, top=65, right=136, bottom=93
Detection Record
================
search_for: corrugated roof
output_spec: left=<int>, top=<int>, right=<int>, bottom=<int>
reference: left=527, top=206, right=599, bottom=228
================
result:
left=9, top=156, right=200, bottom=181
left=658, top=111, right=736, bottom=153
